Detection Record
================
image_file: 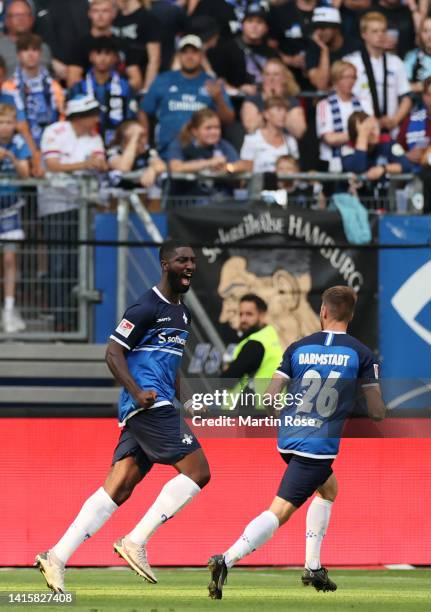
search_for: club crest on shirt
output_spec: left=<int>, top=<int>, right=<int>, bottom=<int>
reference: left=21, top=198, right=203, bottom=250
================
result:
left=115, top=318, right=135, bottom=338
left=391, top=143, right=405, bottom=157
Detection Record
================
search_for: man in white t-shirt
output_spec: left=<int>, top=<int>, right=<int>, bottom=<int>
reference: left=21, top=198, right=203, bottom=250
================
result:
left=240, top=96, right=299, bottom=174
left=39, top=94, right=107, bottom=331
left=316, top=60, right=363, bottom=172
left=343, top=11, right=411, bottom=133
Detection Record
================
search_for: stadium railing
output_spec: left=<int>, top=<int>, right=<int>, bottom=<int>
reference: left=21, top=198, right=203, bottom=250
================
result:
left=0, top=171, right=425, bottom=341
left=0, top=175, right=99, bottom=341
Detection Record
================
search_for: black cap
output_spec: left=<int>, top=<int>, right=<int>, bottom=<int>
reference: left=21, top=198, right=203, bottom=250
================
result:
left=243, top=1, right=270, bottom=23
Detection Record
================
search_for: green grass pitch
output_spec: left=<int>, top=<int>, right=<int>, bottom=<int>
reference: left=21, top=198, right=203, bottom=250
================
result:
left=1, top=568, right=430, bottom=612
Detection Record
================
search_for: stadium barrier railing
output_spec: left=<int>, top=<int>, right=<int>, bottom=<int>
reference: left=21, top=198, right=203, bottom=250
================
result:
left=0, top=175, right=99, bottom=341
left=0, top=171, right=425, bottom=341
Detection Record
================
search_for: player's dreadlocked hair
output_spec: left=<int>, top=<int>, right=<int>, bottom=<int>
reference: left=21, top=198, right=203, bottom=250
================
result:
left=159, top=239, right=193, bottom=262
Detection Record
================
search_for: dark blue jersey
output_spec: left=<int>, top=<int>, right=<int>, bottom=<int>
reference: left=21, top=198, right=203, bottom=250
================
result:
left=341, top=137, right=414, bottom=174
left=110, top=286, right=191, bottom=426
left=276, top=330, right=379, bottom=458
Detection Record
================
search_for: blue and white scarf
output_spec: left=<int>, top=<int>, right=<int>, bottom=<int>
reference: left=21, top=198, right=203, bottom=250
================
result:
left=405, top=104, right=429, bottom=150
left=13, top=67, right=58, bottom=145
left=327, top=92, right=362, bottom=158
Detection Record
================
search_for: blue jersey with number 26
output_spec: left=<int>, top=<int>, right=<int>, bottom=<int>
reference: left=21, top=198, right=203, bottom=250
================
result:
left=276, top=331, right=379, bottom=459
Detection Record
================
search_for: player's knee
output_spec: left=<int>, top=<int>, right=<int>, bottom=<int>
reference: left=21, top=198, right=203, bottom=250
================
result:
left=190, top=467, right=211, bottom=489
left=321, top=490, right=337, bottom=503
left=110, top=481, right=137, bottom=506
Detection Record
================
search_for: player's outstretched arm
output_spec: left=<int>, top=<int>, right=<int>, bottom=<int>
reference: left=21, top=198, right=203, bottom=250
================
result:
left=105, top=340, right=157, bottom=409
left=264, top=373, right=289, bottom=417
left=363, top=385, right=386, bottom=421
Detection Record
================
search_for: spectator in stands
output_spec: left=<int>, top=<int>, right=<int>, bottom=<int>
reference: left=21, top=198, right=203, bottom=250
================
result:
left=262, top=154, right=314, bottom=206
left=112, top=0, right=161, bottom=92
left=0, top=102, right=30, bottom=333
left=33, top=0, right=89, bottom=81
left=67, top=0, right=141, bottom=91
left=3, top=33, right=64, bottom=148
left=373, top=0, right=415, bottom=59
left=0, top=52, right=43, bottom=175
left=316, top=60, right=363, bottom=172
left=341, top=111, right=413, bottom=182
left=240, top=96, right=299, bottom=173
left=0, top=0, right=51, bottom=77
left=398, top=76, right=431, bottom=168
left=68, top=37, right=138, bottom=147
left=340, top=0, right=372, bottom=41
left=207, top=2, right=279, bottom=93
left=108, top=119, right=166, bottom=187
left=306, top=7, right=359, bottom=91
left=268, top=0, right=319, bottom=89
left=240, top=57, right=306, bottom=139
left=404, top=17, right=431, bottom=93
left=167, top=107, right=248, bottom=196
left=141, top=35, right=234, bottom=159
left=167, top=107, right=247, bottom=173
left=39, top=95, right=107, bottom=331
left=186, top=0, right=238, bottom=38
left=148, top=0, right=187, bottom=71
left=344, top=12, right=412, bottom=134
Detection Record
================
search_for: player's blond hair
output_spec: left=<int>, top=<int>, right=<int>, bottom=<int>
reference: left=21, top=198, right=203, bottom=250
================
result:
left=0, top=103, right=17, bottom=119
left=322, top=286, right=357, bottom=322
left=360, top=12, right=387, bottom=34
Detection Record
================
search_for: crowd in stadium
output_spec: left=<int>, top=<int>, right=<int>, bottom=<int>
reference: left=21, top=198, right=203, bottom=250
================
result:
left=0, top=0, right=431, bottom=198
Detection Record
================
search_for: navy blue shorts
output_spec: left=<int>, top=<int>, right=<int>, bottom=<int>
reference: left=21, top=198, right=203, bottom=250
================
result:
left=112, top=405, right=201, bottom=475
left=277, top=453, right=334, bottom=508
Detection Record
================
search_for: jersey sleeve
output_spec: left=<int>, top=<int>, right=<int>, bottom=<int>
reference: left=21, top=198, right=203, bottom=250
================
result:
left=276, top=345, right=294, bottom=379
left=13, top=135, right=31, bottom=159
left=395, top=56, right=412, bottom=98
left=341, top=148, right=368, bottom=173
left=404, top=50, right=416, bottom=81
left=221, top=139, right=239, bottom=162
left=140, top=75, right=163, bottom=114
left=166, top=138, right=184, bottom=161
left=305, top=41, right=320, bottom=71
left=358, top=347, right=380, bottom=387
left=40, top=124, right=61, bottom=159
left=109, top=300, right=156, bottom=351
left=240, top=134, right=257, bottom=161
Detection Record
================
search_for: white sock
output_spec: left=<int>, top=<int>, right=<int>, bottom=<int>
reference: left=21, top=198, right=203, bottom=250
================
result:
left=223, top=511, right=279, bottom=568
left=4, top=297, right=14, bottom=311
left=305, top=497, right=333, bottom=570
left=51, top=487, right=118, bottom=564
left=127, top=474, right=201, bottom=545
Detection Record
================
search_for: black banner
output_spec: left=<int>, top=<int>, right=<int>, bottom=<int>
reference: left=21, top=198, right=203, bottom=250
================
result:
left=168, top=204, right=378, bottom=376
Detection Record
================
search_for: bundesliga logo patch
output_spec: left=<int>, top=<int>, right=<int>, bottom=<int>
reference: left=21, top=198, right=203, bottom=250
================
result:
left=115, top=318, right=135, bottom=338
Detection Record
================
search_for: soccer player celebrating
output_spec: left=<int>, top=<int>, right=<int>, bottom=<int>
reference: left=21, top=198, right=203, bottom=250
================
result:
left=36, top=240, right=210, bottom=593
left=208, top=285, right=385, bottom=599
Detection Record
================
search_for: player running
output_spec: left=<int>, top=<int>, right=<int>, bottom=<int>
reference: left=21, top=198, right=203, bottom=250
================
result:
left=208, top=285, right=385, bottom=599
left=36, top=240, right=210, bottom=593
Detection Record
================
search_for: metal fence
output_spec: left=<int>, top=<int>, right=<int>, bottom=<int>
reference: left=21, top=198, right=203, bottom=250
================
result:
left=0, top=171, right=426, bottom=341
left=161, top=171, right=423, bottom=213
left=0, top=177, right=97, bottom=340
